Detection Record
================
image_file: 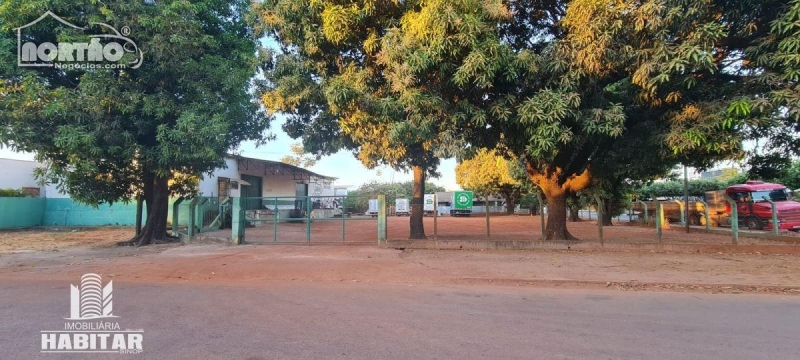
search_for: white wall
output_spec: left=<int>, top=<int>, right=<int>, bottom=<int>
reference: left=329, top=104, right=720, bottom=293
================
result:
left=200, top=157, right=336, bottom=201
left=0, top=158, right=46, bottom=197
left=199, top=158, right=239, bottom=196
left=259, top=174, right=300, bottom=197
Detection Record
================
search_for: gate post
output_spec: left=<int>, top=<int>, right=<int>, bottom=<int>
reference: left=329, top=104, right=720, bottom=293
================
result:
left=231, top=197, right=245, bottom=245
left=188, top=198, right=200, bottom=241
left=377, top=195, right=387, bottom=245
left=172, top=197, right=185, bottom=238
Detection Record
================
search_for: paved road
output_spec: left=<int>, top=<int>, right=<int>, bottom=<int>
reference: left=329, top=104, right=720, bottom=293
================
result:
left=1, top=279, right=799, bottom=359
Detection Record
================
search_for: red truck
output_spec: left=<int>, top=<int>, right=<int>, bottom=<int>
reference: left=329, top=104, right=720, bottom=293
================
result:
left=705, top=181, right=800, bottom=231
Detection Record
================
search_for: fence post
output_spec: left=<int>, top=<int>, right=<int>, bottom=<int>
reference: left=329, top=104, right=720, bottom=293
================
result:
left=342, top=200, right=346, bottom=242
left=485, top=195, right=490, bottom=239
left=723, top=194, right=739, bottom=245
left=653, top=196, right=662, bottom=242
left=433, top=194, right=438, bottom=241
left=231, top=197, right=244, bottom=245
left=763, top=197, right=779, bottom=235
left=673, top=200, right=686, bottom=226
left=306, top=196, right=312, bottom=243
left=635, top=199, right=648, bottom=226
left=172, top=197, right=185, bottom=238
left=377, top=195, right=386, bottom=245
left=187, top=198, right=200, bottom=241
left=536, top=192, right=545, bottom=239
left=594, top=194, right=603, bottom=246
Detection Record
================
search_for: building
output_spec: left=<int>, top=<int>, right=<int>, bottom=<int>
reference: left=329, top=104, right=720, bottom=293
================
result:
left=0, top=155, right=337, bottom=228
left=0, top=158, right=46, bottom=197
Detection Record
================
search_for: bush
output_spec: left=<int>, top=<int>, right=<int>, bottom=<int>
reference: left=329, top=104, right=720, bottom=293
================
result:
left=0, top=189, right=31, bottom=197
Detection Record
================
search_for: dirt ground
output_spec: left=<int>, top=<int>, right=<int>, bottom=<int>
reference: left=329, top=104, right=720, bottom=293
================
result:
left=1, top=227, right=799, bottom=295
left=0, top=227, right=131, bottom=253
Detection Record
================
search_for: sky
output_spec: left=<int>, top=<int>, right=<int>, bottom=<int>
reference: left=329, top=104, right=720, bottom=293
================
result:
left=231, top=115, right=461, bottom=190
left=0, top=115, right=461, bottom=191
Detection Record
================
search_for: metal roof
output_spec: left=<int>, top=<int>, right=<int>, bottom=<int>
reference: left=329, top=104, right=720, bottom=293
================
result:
left=229, top=155, right=336, bottom=181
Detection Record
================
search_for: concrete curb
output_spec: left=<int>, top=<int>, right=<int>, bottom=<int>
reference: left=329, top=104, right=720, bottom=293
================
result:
left=386, top=239, right=800, bottom=254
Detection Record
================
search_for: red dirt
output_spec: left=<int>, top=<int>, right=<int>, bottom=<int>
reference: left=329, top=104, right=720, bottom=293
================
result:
left=2, top=218, right=799, bottom=295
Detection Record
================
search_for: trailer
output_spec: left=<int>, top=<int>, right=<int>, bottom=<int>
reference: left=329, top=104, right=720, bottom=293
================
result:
left=450, top=191, right=473, bottom=217
left=365, top=199, right=379, bottom=217
left=395, top=198, right=410, bottom=216
left=423, top=194, right=436, bottom=216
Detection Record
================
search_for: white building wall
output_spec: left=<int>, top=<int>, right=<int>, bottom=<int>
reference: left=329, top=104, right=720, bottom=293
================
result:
left=199, top=158, right=239, bottom=196
left=258, top=174, right=300, bottom=197
left=0, top=158, right=46, bottom=197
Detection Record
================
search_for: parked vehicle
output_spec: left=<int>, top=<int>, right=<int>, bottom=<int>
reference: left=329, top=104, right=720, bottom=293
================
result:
left=365, top=199, right=379, bottom=217
left=704, top=181, right=800, bottom=231
left=395, top=198, right=410, bottom=216
left=631, top=181, right=800, bottom=231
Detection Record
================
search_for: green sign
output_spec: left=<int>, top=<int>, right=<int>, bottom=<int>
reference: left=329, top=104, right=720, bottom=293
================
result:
left=454, top=191, right=473, bottom=210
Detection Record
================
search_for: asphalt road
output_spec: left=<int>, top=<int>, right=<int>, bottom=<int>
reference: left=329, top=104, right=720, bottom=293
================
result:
left=1, top=279, right=799, bottom=360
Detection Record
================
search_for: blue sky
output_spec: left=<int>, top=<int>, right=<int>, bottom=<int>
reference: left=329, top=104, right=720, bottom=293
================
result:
left=232, top=114, right=460, bottom=190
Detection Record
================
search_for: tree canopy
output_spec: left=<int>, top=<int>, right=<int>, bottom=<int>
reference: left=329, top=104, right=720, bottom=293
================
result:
left=280, top=142, right=318, bottom=168
left=0, top=0, right=272, bottom=245
left=456, top=149, right=533, bottom=214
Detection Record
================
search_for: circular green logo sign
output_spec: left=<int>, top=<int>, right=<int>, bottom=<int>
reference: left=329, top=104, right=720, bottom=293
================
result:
left=457, top=194, right=470, bottom=206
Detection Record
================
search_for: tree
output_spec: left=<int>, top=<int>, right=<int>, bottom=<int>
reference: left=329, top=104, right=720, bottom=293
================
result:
left=0, top=1, right=271, bottom=245
left=280, top=142, right=318, bottom=168
left=258, top=0, right=505, bottom=239
left=456, top=149, right=530, bottom=214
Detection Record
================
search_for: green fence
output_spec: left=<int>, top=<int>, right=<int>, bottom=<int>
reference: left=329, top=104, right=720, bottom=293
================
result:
left=0, top=197, right=46, bottom=228
left=0, top=197, right=192, bottom=229
left=230, top=195, right=386, bottom=244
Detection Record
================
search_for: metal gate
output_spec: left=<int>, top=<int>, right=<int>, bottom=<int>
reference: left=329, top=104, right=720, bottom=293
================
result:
left=231, top=195, right=387, bottom=244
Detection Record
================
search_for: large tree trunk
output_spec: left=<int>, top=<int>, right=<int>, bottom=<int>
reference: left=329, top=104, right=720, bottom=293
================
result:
left=409, top=165, right=427, bottom=239
left=527, top=164, right=592, bottom=240
left=128, top=173, right=172, bottom=246
left=503, top=191, right=517, bottom=214
left=601, top=199, right=614, bottom=226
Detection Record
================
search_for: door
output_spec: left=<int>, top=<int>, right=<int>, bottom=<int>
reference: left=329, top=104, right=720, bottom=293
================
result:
left=240, top=175, right=263, bottom=210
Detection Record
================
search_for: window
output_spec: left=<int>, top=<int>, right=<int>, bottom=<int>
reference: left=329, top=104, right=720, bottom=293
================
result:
left=751, top=189, right=788, bottom=202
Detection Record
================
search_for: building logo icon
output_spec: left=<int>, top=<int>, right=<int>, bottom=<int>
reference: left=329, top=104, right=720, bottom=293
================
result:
left=67, top=273, right=116, bottom=320
left=40, top=273, right=143, bottom=353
